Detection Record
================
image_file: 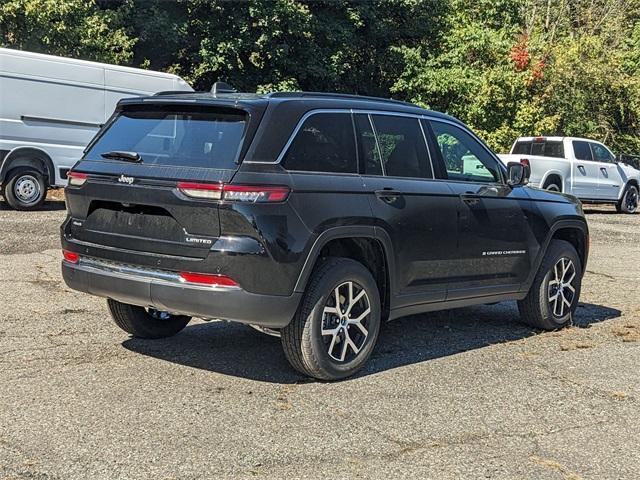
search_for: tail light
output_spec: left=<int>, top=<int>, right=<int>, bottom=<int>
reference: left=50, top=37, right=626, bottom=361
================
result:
left=67, top=172, right=88, bottom=186
left=177, top=182, right=223, bottom=200
left=177, top=182, right=289, bottom=203
left=62, top=250, right=80, bottom=264
left=179, top=272, right=239, bottom=288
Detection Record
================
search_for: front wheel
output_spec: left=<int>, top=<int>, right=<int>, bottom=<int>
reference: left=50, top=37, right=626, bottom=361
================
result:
left=518, top=240, right=582, bottom=330
left=281, top=257, right=381, bottom=380
left=616, top=185, right=638, bottom=214
left=107, top=299, right=191, bottom=339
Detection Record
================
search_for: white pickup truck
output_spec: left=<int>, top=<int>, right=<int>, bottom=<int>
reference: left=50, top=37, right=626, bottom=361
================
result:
left=499, top=137, right=639, bottom=214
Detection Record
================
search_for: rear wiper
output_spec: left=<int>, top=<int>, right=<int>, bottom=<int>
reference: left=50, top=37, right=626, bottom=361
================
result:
left=100, top=151, right=142, bottom=163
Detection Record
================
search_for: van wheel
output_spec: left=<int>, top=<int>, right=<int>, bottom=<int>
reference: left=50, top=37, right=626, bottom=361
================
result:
left=616, top=185, right=638, bottom=214
left=107, top=299, right=191, bottom=339
left=518, top=240, right=582, bottom=330
left=4, top=168, right=47, bottom=210
left=281, top=258, right=381, bottom=380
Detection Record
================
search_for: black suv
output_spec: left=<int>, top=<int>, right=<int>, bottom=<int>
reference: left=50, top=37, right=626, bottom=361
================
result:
left=61, top=89, right=589, bottom=380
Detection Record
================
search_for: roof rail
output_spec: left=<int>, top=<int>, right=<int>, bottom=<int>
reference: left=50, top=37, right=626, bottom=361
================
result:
left=268, top=91, right=416, bottom=107
left=153, top=90, right=196, bottom=96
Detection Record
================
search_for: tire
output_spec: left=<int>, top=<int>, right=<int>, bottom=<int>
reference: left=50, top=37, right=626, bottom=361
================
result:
left=107, top=299, right=191, bottom=339
left=544, top=182, right=561, bottom=192
left=281, top=257, right=381, bottom=380
left=3, top=167, right=47, bottom=210
left=518, top=240, right=582, bottom=330
left=616, top=185, right=638, bottom=214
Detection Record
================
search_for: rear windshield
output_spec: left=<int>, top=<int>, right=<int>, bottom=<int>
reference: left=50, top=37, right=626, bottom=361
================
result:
left=512, top=140, right=564, bottom=158
left=85, top=107, right=247, bottom=169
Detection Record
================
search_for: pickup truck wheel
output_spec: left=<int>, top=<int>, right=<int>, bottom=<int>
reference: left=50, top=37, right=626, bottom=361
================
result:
left=518, top=240, right=582, bottom=330
left=617, top=185, right=638, bottom=214
left=3, top=168, right=47, bottom=210
left=544, top=182, right=561, bottom=192
left=107, top=299, right=191, bottom=339
left=281, top=257, right=381, bottom=381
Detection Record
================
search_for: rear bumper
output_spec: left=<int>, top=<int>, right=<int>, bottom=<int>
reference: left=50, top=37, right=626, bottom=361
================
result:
left=61, top=259, right=301, bottom=328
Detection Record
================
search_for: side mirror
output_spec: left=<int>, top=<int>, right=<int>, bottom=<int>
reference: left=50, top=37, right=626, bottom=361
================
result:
left=506, top=161, right=530, bottom=187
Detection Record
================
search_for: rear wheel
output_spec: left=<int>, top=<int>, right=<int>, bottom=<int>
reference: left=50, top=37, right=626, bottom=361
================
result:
left=3, top=168, right=47, bottom=210
left=544, top=181, right=561, bottom=192
left=616, top=185, right=638, bottom=214
left=281, top=257, right=381, bottom=380
left=518, top=240, right=582, bottom=330
left=107, top=299, right=191, bottom=339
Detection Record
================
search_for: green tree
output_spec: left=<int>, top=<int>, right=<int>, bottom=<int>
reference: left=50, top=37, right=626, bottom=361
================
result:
left=393, top=0, right=640, bottom=154
left=0, top=0, right=135, bottom=64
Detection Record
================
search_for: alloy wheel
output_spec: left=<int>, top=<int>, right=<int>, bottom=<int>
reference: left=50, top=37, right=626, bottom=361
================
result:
left=321, top=281, right=371, bottom=362
left=547, top=257, right=577, bottom=318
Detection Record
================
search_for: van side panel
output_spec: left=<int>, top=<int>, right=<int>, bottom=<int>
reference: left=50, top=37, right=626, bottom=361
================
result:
left=0, top=48, right=192, bottom=188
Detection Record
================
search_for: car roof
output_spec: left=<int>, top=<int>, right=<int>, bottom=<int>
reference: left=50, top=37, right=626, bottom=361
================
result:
left=117, top=90, right=455, bottom=121
left=114, top=90, right=467, bottom=164
left=515, top=136, right=607, bottom=144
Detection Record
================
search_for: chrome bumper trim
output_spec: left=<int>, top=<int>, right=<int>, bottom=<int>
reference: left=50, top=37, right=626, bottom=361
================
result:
left=75, top=257, right=241, bottom=291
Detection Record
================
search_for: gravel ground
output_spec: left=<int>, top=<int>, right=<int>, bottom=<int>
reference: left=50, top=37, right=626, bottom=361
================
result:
left=0, top=197, right=638, bottom=479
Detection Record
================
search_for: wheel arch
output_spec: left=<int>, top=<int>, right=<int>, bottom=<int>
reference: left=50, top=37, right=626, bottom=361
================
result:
left=541, top=171, right=564, bottom=191
left=294, top=226, right=395, bottom=322
left=551, top=226, right=588, bottom=269
left=625, top=178, right=639, bottom=191
left=525, top=220, right=589, bottom=292
left=0, top=147, right=55, bottom=186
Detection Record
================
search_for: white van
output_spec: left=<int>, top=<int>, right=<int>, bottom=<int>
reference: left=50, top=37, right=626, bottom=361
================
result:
left=0, top=48, right=193, bottom=210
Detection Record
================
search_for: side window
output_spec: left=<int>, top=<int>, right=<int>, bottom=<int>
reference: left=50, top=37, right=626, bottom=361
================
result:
left=429, top=121, right=501, bottom=183
left=282, top=113, right=356, bottom=173
left=573, top=141, right=593, bottom=161
left=369, top=115, right=433, bottom=179
left=354, top=114, right=383, bottom=176
left=591, top=143, right=614, bottom=163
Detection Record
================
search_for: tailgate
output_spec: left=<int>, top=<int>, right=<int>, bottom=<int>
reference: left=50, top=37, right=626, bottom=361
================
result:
left=63, top=103, right=249, bottom=259
left=64, top=162, right=234, bottom=258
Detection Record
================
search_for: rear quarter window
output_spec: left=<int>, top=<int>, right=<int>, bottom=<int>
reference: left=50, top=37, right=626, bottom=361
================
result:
left=85, top=107, right=247, bottom=169
left=282, top=113, right=356, bottom=174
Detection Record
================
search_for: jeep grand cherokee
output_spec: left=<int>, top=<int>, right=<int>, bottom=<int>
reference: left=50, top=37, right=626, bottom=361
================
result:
left=61, top=88, right=589, bottom=380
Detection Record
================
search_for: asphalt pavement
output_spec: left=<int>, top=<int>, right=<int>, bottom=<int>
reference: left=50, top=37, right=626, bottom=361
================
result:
left=0, top=198, right=638, bottom=479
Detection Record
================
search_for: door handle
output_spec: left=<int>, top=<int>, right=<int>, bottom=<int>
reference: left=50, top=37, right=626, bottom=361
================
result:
left=600, top=167, right=608, bottom=176
left=460, top=194, right=480, bottom=206
left=577, top=165, right=586, bottom=175
left=375, top=188, right=401, bottom=197
left=374, top=188, right=402, bottom=203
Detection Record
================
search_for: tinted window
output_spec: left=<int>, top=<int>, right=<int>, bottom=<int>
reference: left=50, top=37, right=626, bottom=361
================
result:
left=591, top=143, right=614, bottom=163
left=573, top=141, right=593, bottom=161
left=354, top=114, right=383, bottom=175
left=283, top=113, right=356, bottom=173
left=86, top=108, right=246, bottom=169
left=512, top=140, right=564, bottom=158
left=370, top=115, right=432, bottom=178
left=430, top=121, right=501, bottom=183
left=512, top=141, right=531, bottom=155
